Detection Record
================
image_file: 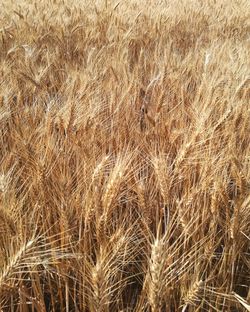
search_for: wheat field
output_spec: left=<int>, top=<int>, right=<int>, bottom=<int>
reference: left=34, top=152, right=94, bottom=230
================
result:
left=0, top=0, right=249, bottom=311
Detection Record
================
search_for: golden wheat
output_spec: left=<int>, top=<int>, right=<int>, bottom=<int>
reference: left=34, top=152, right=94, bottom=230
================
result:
left=0, top=0, right=249, bottom=310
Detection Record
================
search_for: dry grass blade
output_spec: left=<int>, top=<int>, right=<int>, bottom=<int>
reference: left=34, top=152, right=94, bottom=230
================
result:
left=233, top=292, right=250, bottom=311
